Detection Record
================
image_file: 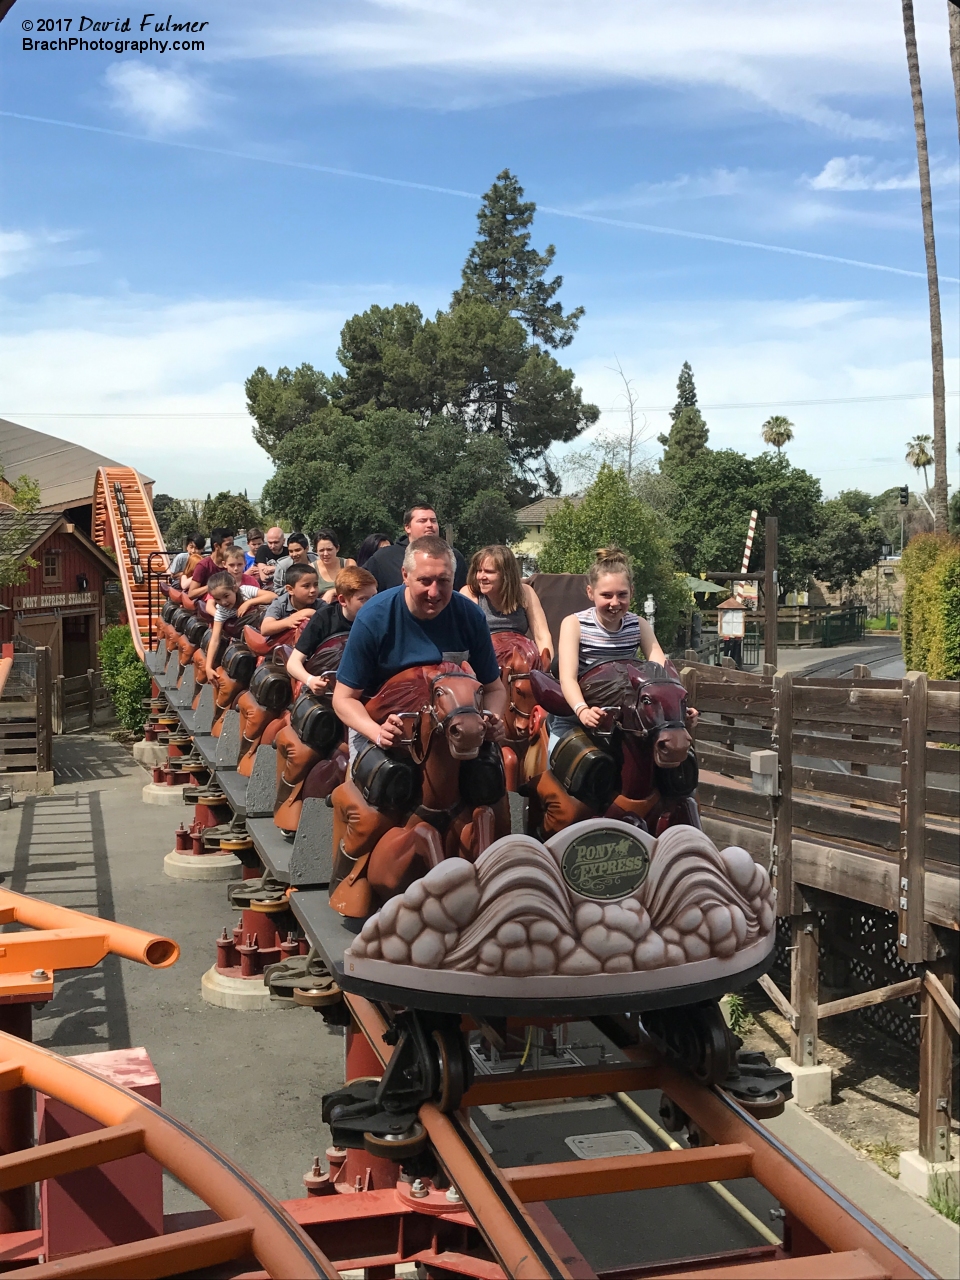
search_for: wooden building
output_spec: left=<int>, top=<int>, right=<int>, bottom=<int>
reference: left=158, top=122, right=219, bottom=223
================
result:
left=0, top=512, right=119, bottom=680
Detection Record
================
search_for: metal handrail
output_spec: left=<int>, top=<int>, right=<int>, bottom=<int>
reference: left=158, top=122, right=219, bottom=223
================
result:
left=146, top=551, right=170, bottom=653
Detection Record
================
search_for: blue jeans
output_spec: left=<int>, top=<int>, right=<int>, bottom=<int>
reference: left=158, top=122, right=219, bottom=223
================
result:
left=546, top=713, right=581, bottom=767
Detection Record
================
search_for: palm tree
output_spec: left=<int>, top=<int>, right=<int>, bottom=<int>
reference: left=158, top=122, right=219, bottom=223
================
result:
left=761, top=415, right=795, bottom=455
left=906, top=433, right=934, bottom=491
left=949, top=0, right=960, bottom=145
left=901, top=0, right=948, bottom=532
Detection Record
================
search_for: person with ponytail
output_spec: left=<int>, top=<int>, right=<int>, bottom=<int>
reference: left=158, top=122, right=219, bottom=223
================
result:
left=548, top=546, right=668, bottom=757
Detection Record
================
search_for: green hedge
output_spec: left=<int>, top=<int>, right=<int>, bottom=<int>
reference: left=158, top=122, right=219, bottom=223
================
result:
left=901, top=534, right=960, bottom=679
left=98, top=626, right=151, bottom=732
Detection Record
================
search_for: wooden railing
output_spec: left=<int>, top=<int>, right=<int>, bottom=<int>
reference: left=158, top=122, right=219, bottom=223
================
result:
left=681, top=659, right=959, bottom=1168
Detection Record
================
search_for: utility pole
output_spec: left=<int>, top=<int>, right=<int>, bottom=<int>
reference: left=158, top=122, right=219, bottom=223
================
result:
left=764, top=516, right=778, bottom=670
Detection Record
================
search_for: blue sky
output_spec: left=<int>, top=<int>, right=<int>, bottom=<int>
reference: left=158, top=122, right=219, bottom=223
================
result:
left=1, top=0, right=958, bottom=503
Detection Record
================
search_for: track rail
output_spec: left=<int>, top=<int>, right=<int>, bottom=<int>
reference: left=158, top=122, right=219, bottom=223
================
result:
left=93, top=466, right=168, bottom=658
left=343, top=993, right=935, bottom=1280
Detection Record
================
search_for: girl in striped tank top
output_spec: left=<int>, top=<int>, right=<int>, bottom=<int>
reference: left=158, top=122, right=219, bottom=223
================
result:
left=547, top=546, right=667, bottom=757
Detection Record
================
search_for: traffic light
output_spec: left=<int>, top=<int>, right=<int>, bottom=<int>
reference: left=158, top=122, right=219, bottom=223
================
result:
left=898, top=485, right=909, bottom=506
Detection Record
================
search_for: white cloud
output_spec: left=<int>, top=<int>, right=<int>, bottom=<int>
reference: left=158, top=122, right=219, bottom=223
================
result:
left=807, top=154, right=960, bottom=192
left=0, top=228, right=96, bottom=279
left=228, top=0, right=954, bottom=136
left=578, top=168, right=750, bottom=212
left=0, top=291, right=363, bottom=493
left=104, top=64, right=210, bottom=134
left=0, top=284, right=955, bottom=502
left=562, top=295, right=959, bottom=496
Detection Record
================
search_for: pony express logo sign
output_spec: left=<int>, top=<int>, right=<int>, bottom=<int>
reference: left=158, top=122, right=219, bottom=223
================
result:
left=560, top=828, right=650, bottom=900
left=13, top=591, right=98, bottom=610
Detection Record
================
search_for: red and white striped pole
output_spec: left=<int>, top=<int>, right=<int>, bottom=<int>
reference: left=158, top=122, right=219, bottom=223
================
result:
left=741, top=509, right=758, bottom=574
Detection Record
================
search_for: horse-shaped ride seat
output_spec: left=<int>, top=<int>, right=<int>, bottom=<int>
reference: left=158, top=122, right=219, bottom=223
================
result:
left=272, top=635, right=349, bottom=833
left=490, top=631, right=550, bottom=793
left=236, top=645, right=294, bottom=776
left=328, top=663, right=510, bottom=921
left=525, top=659, right=700, bottom=839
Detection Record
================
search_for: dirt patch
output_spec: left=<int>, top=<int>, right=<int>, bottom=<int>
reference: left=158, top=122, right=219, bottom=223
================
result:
left=735, top=988, right=959, bottom=1182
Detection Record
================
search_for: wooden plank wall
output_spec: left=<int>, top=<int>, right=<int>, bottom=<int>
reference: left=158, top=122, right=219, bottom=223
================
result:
left=681, top=658, right=959, bottom=1164
left=681, top=662, right=960, bottom=932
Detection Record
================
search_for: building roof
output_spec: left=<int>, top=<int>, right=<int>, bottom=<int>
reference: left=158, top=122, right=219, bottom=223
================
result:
left=0, top=509, right=120, bottom=578
left=0, top=510, right=62, bottom=559
left=0, top=418, right=153, bottom=512
left=515, top=496, right=581, bottom=525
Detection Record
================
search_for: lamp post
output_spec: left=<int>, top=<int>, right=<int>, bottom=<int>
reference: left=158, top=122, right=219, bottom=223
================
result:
left=643, top=594, right=656, bottom=627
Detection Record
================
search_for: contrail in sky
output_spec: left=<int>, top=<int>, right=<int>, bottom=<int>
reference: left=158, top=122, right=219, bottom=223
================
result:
left=3, top=109, right=958, bottom=285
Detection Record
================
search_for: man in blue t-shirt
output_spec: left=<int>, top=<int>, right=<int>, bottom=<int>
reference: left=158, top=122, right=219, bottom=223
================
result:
left=333, top=535, right=506, bottom=757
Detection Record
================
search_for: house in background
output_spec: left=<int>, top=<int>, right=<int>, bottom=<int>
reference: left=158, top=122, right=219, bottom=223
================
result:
left=0, top=511, right=119, bottom=681
left=0, top=417, right=153, bottom=538
left=511, top=496, right=581, bottom=572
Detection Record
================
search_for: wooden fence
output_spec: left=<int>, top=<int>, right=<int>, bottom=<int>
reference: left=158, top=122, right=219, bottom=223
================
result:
left=681, top=659, right=959, bottom=1168
left=55, top=669, right=113, bottom=734
left=0, top=643, right=52, bottom=783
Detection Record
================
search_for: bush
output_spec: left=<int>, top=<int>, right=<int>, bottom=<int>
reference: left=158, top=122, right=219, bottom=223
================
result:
left=900, top=534, right=960, bottom=679
left=98, top=626, right=151, bottom=732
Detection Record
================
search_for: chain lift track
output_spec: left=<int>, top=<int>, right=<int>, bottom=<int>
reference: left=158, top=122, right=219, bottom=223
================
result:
left=93, top=466, right=169, bottom=659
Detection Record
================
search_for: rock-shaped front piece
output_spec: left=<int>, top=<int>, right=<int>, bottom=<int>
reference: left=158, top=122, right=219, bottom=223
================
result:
left=346, top=819, right=776, bottom=989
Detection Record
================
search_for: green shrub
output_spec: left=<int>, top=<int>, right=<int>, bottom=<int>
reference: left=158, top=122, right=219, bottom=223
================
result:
left=927, top=543, right=960, bottom=680
left=900, top=534, right=960, bottom=678
left=98, top=626, right=151, bottom=732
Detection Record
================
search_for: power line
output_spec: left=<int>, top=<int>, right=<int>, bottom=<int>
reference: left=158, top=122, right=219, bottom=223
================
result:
left=599, top=391, right=960, bottom=411
left=5, top=390, right=957, bottom=419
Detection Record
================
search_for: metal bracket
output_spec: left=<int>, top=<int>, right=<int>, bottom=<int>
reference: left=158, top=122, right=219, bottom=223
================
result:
left=322, top=1010, right=471, bottom=1157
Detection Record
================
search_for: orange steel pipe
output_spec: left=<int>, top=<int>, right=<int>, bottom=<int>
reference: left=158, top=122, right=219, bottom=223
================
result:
left=502, top=1143, right=755, bottom=1202
left=659, top=1067, right=926, bottom=1280
left=0, top=1031, right=337, bottom=1279
left=0, top=650, right=12, bottom=702
left=0, top=889, right=178, bottom=969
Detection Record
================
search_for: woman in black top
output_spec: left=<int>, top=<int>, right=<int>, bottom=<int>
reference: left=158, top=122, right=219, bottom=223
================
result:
left=284, top=567, right=377, bottom=694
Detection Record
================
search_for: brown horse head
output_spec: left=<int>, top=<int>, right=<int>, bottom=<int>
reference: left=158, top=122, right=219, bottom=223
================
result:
left=580, top=659, right=692, bottom=769
left=365, top=663, right=486, bottom=763
left=491, top=631, right=545, bottom=746
left=424, top=668, right=486, bottom=761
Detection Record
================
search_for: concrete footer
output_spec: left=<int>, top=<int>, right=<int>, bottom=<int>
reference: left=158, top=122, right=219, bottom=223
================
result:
left=164, top=851, right=241, bottom=881
left=201, top=965, right=275, bottom=1011
left=142, top=781, right=189, bottom=806
left=898, top=1148, right=960, bottom=1200
left=775, top=1057, right=833, bottom=1108
left=133, top=741, right=168, bottom=767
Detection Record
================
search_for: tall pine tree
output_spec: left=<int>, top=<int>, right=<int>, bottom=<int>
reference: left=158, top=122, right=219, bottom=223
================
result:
left=455, top=170, right=585, bottom=351
left=658, top=361, right=709, bottom=470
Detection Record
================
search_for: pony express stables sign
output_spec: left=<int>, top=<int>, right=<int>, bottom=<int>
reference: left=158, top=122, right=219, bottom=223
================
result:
left=13, top=591, right=99, bottom=611
left=561, top=828, right=650, bottom=900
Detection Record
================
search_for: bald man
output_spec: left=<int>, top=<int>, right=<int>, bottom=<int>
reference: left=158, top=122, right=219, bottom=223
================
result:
left=253, top=526, right=287, bottom=585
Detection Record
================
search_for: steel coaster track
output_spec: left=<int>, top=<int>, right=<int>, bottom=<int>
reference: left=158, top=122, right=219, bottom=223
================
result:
left=344, top=992, right=936, bottom=1280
